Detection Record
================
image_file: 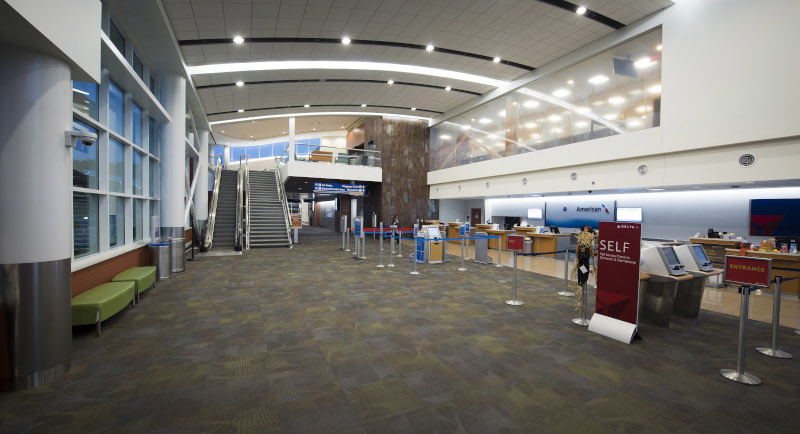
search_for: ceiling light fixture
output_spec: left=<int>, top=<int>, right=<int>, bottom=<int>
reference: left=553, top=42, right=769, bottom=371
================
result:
left=523, top=100, right=539, bottom=108
left=493, top=57, right=501, bottom=63
left=237, top=109, right=244, bottom=112
left=498, top=110, right=506, bottom=117
left=646, top=188, right=666, bottom=192
left=478, top=118, right=491, bottom=124
left=656, top=44, right=663, bottom=51
left=648, top=84, right=662, bottom=94
left=461, top=125, right=470, bottom=130
left=186, top=60, right=506, bottom=87
left=426, top=44, right=434, bottom=51
left=525, top=122, right=536, bottom=128
left=548, top=114, right=561, bottom=122
left=634, top=57, right=656, bottom=68
left=210, top=111, right=432, bottom=126
left=303, top=104, right=310, bottom=107
left=233, top=35, right=244, bottom=44
left=635, top=106, right=647, bottom=113
left=341, top=37, right=351, bottom=45
left=576, top=6, right=587, bottom=15
left=361, top=104, right=367, bottom=107
left=575, top=121, right=588, bottom=128
left=387, top=79, right=394, bottom=85
left=411, top=107, right=416, bottom=110
left=567, top=79, right=574, bottom=85
left=552, top=88, right=570, bottom=97
left=608, top=96, right=625, bottom=105
left=445, top=86, right=451, bottom=91
left=440, top=135, right=452, bottom=140
left=588, top=75, right=608, bottom=85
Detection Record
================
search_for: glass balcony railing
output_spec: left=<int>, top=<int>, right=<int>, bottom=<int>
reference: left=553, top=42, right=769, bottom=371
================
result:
left=278, top=144, right=381, bottom=168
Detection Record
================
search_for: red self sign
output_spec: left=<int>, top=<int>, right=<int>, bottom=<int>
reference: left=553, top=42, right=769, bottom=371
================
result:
left=596, top=222, right=642, bottom=325
left=725, top=255, right=772, bottom=287
left=507, top=235, right=524, bottom=252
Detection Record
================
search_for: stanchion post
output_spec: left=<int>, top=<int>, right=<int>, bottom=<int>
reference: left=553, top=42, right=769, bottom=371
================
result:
left=495, top=238, right=503, bottom=268
left=390, top=227, right=395, bottom=256
left=342, top=228, right=346, bottom=250
left=558, top=248, right=575, bottom=297
left=466, top=233, right=470, bottom=261
left=345, top=227, right=350, bottom=252
left=387, top=231, right=395, bottom=268
left=397, top=231, right=403, bottom=258
left=360, top=231, right=366, bottom=260
left=505, top=252, right=523, bottom=305
left=720, top=285, right=762, bottom=385
left=410, top=230, right=420, bottom=275
left=458, top=236, right=467, bottom=272
left=757, top=276, right=792, bottom=359
left=572, top=280, right=590, bottom=326
left=376, top=223, right=385, bottom=268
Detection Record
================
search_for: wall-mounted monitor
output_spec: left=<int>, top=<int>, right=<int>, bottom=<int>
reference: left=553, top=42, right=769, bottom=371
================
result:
left=527, top=208, right=543, bottom=219
left=750, top=198, right=800, bottom=236
left=617, top=207, right=642, bottom=223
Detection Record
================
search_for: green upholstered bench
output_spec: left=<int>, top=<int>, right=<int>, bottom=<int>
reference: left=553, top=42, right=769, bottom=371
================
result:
left=112, top=266, right=156, bottom=303
left=72, top=281, right=135, bottom=336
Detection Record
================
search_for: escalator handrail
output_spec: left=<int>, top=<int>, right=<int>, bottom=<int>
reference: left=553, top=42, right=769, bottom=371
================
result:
left=203, top=154, right=223, bottom=250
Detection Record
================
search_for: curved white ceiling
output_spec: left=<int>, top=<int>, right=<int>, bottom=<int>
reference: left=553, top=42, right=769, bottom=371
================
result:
left=209, top=111, right=432, bottom=126
left=187, top=60, right=508, bottom=87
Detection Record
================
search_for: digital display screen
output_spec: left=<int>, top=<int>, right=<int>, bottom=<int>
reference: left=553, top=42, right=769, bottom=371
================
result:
left=617, top=207, right=642, bottom=223
left=662, top=247, right=681, bottom=265
left=427, top=227, right=440, bottom=238
left=750, top=199, right=800, bottom=236
left=527, top=208, right=543, bottom=219
left=692, top=245, right=709, bottom=263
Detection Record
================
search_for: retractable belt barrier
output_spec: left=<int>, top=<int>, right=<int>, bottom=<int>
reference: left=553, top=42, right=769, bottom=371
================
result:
left=757, top=275, right=793, bottom=360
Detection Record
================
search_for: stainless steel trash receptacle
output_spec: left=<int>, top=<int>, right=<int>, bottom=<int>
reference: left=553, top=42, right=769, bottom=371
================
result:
left=523, top=238, right=533, bottom=254
left=148, top=243, right=171, bottom=280
left=170, top=237, right=185, bottom=273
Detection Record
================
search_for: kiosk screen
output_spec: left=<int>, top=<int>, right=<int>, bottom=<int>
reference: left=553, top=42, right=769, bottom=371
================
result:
left=692, top=245, right=709, bottom=263
left=662, top=247, right=681, bottom=266
left=427, top=227, right=441, bottom=238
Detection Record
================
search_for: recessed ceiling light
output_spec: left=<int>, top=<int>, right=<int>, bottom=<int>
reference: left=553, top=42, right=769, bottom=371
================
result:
left=641, top=115, right=646, bottom=118
left=648, top=84, right=662, bottom=94
left=461, top=125, right=470, bottom=130
left=608, top=96, right=625, bottom=105
left=603, top=113, right=618, bottom=120
left=493, top=57, right=501, bottom=63
left=552, top=128, right=562, bottom=133
left=411, top=107, right=416, bottom=110
left=445, top=86, right=451, bottom=91
left=627, top=119, right=642, bottom=127
left=634, top=57, right=656, bottom=68
left=238, top=109, right=244, bottom=112
left=426, top=44, right=434, bottom=51
left=221, top=130, right=225, bottom=133
left=440, top=135, right=452, bottom=140
left=646, top=188, right=666, bottom=192
left=635, top=106, right=647, bottom=113
left=341, top=37, right=351, bottom=45
left=512, top=102, right=517, bottom=106
left=567, top=79, right=574, bottom=85
left=304, top=104, right=310, bottom=108
left=548, top=114, right=562, bottom=122
left=235, top=81, right=244, bottom=86
left=498, top=110, right=506, bottom=117
left=525, top=122, right=536, bottom=128
left=576, top=6, right=587, bottom=15
left=387, top=79, right=394, bottom=85
left=341, top=126, right=344, bottom=128
left=361, top=104, right=367, bottom=107
left=506, top=128, right=510, bottom=132
left=656, top=44, right=663, bottom=51
left=576, top=106, right=591, bottom=114
left=575, top=121, right=588, bottom=128
left=470, top=118, right=476, bottom=122
left=588, top=75, right=608, bottom=85
left=523, top=100, right=539, bottom=108
left=552, top=88, right=570, bottom=98
left=478, top=118, right=491, bottom=124
left=233, top=35, right=244, bottom=44
left=312, top=128, right=316, bottom=131
left=249, top=135, right=253, bottom=138
left=282, top=131, right=286, bottom=134
left=629, top=89, right=642, bottom=95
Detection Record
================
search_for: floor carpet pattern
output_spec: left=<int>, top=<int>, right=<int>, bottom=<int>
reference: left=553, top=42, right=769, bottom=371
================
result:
left=2, top=227, right=799, bottom=433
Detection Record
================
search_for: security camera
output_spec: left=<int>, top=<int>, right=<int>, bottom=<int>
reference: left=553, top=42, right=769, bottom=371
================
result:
left=588, top=190, right=593, bottom=194
left=65, top=131, right=97, bottom=147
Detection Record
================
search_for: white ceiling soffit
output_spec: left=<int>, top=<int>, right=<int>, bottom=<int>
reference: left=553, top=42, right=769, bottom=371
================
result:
left=215, top=115, right=358, bottom=141
left=209, top=111, right=431, bottom=126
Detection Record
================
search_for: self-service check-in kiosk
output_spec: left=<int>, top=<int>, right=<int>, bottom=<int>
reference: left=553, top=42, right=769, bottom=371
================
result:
left=672, top=244, right=722, bottom=318
left=639, top=243, right=689, bottom=327
left=421, top=225, right=444, bottom=263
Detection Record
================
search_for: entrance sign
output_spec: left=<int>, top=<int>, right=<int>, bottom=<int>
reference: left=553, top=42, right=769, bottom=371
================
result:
left=595, top=222, right=642, bottom=325
left=313, top=182, right=365, bottom=195
left=507, top=235, right=524, bottom=252
left=725, top=256, right=772, bottom=287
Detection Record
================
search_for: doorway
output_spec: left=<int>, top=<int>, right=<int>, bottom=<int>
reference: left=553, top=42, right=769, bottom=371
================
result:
left=471, top=208, right=482, bottom=224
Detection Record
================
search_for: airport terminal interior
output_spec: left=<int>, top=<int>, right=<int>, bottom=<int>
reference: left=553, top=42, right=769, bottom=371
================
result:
left=1, top=0, right=800, bottom=432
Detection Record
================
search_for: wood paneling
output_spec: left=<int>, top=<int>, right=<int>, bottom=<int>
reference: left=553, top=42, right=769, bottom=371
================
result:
left=71, top=247, right=148, bottom=297
left=346, top=123, right=365, bottom=149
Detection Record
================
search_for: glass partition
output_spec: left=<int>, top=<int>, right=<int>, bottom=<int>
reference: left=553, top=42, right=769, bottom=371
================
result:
left=293, top=144, right=381, bottom=168
left=430, top=29, right=662, bottom=171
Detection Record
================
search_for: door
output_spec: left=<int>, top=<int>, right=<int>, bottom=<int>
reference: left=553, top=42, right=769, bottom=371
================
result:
left=471, top=208, right=482, bottom=224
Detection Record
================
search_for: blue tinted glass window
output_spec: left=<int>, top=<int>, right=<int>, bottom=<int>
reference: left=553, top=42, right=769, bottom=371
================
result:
left=246, top=146, right=259, bottom=159
left=72, top=120, right=98, bottom=189
left=273, top=142, right=286, bottom=157
left=72, top=81, right=98, bottom=119
left=132, top=103, right=142, bottom=145
left=149, top=118, right=158, bottom=157
left=109, top=196, right=124, bottom=247
left=308, top=138, right=321, bottom=146
left=109, top=81, right=124, bottom=135
left=213, top=146, right=224, bottom=164
left=109, top=138, right=125, bottom=193
left=296, top=145, right=308, bottom=155
left=73, top=192, right=98, bottom=258
left=259, top=144, right=273, bottom=158
left=133, top=151, right=143, bottom=195
left=230, top=146, right=245, bottom=162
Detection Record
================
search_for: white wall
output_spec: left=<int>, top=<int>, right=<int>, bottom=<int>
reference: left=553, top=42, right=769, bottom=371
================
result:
left=438, top=199, right=485, bottom=223
left=428, top=0, right=800, bottom=196
left=485, top=187, right=800, bottom=242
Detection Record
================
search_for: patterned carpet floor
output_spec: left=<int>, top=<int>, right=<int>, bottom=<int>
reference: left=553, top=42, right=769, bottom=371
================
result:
left=2, top=227, right=799, bottom=433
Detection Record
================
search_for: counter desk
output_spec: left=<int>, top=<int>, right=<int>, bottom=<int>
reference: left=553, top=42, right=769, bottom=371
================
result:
left=446, top=223, right=461, bottom=244
left=484, top=229, right=514, bottom=250
left=688, top=238, right=741, bottom=265
left=725, top=249, right=800, bottom=295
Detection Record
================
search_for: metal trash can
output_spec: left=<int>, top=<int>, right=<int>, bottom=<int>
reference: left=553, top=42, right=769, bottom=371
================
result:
left=148, top=243, right=171, bottom=281
left=523, top=238, right=533, bottom=254
left=170, top=237, right=185, bottom=273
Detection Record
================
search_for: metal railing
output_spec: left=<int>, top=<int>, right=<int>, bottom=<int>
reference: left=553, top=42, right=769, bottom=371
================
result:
left=271, top=168, right=293, bottom=247
left=235, top=155, right=247, bottom=251
left=244, top=155, right=250, bottom=249
left=276, top=143, right=381, bottom=168
left=203, top=154, right=223, bottom=250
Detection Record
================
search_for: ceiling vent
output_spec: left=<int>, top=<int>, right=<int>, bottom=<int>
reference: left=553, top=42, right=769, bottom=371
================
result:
left=738, top=154, right=756, bottom=167
left=522, top=177, right=527, bottom=185
left=637, top=164, right=648, bottom=175
left=570, top=172, right=578, bottom=181
left=485, top=182, right=490, bottom=188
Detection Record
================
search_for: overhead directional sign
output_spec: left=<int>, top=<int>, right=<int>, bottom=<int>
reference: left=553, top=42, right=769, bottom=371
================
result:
left=313, top=182, right=365, bottom=195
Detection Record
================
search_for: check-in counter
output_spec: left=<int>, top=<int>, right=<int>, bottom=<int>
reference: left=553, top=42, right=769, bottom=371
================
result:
left=639, top=273, right=692, bottom=327
left=485, top=229, right=513, bottom=250
left=673, top=269, right=723, bottom=318
left=446, top=222, right=462, bottom=244
left=528, top=233, right=571, bottom=257
left=724, top=249, right=800, bottom=295
left=423, top=220, right=440, bottom=226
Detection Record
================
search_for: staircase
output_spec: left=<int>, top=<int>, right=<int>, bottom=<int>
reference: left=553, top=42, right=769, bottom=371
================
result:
left=212, top=169, right=238, bottom=249
left=248, top=171, right=291, bottom=248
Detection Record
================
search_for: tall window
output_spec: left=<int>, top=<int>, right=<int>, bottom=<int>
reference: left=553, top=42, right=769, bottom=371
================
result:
left=133, top=199, right=143, bottom=241
left=72, top=81, right=98, bottom=119
left=72, top=120, right=98, bottom=189
left=133, top=151, right=143, bottom=195
left=149, top=159, right=159, bottom=198
left=132, top=53, right=144, bottom=80
left=149, top=118, right=159, bottom=157
left=132, top=103, right=143, bottom=146
left=109, top=81, right=124, bottom=135
left=109, top=20, right=125, bottom=55
left=109, top=138, right=125, bottom=193
left=73, top=192, right=98, bottom=258
left=109, top=196, right=125, bottom=248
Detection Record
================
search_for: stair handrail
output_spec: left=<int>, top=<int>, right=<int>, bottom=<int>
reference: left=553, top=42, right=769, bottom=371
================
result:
left=272, top=168, right=293, bottom=246
left=203, top=154, right=223, bottom=250
left=244, top=155, right=250, bottom=250
left=235, top=155, right=246, bottom=251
